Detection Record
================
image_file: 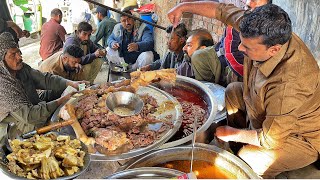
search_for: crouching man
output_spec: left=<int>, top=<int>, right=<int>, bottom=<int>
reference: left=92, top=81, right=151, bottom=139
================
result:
left=107, top=10, right=154, bottom=71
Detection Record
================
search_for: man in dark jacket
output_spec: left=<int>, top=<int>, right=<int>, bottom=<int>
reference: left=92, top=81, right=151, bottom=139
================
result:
left=64, top=22, right=106, bottom=83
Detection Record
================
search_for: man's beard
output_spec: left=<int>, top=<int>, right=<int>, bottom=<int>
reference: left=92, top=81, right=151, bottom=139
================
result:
left=81, top=40, right=88, bottom=45
left=63, top=63, right=76, bottom=72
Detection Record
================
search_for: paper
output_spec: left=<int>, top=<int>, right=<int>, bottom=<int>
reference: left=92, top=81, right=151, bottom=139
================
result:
left=61, top=86, right=77, bottom=97
left=106, top=47, right=125, bottom=64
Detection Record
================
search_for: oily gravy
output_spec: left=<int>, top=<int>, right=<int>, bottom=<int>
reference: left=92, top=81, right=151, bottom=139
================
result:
left=156, top=160, right=236, bottom=179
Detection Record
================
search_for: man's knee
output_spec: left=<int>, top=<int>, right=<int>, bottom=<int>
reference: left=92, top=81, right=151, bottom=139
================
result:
left=138, top=51, right=154, bottom=64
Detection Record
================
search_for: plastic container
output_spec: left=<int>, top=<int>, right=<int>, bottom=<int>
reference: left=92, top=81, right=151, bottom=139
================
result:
left=140, top=13, right=154, bottom=33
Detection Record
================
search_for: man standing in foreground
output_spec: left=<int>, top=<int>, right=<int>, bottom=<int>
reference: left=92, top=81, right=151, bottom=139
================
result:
left=168, top=2, right=320, bottom=178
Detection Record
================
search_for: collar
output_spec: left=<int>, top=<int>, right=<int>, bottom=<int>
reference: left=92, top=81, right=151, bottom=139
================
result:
left=258, top=40, right=290, bottom=77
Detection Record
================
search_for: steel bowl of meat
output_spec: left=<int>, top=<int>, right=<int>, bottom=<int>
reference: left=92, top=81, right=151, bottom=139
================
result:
left=105, top=91, right=144, bottom=117
left=118, top=143, right=260, bottom=179
left=154, top=76, right=220, bottom=148
left=0, top=132, right=90, bottom=180
left=50, top=78, right=182, bottom=161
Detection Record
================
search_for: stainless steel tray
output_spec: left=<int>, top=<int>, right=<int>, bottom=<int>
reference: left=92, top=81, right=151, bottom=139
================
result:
left=51, top=85, right=183, bottom=161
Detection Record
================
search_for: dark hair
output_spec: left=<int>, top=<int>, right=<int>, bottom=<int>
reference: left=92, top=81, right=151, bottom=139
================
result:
left=240, top=4, right=292, bottom=47
left=51, top=8, right=62, bottom=17
left=267, top=0, right=272, bottom=4
left=63, top=44, right=84, bottom=58
left=77, top=21, right=93, bottom=32
left=189, top=29, right=214, bottom=47
left=166, top=23, right=188, bottom=38
left=120, top=10, right=132, bottom=18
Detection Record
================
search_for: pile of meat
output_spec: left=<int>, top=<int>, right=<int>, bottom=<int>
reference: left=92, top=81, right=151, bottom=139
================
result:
left=180, top=101, right=207, bottom=137
left=73, top=82, right=173, bottom=153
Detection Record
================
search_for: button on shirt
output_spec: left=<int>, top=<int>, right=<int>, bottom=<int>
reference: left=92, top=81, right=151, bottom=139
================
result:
left=216, top=3, right=320, bottom=152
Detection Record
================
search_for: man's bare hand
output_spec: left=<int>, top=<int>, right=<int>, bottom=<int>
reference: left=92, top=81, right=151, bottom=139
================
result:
left=56, top=92, right=76, bottom=106
left=215, top=126, right=240, bottom=142
left=140, top=65, right=151, bottom=71
left=67, top=80, right=90, bottom=90
left=94, top=49, right=106, bottom=57
left=112, top=42, right=120, bottom=50
left=128, top=43, right=139, bottom=52
left=167, top=4, right=184, bottom=27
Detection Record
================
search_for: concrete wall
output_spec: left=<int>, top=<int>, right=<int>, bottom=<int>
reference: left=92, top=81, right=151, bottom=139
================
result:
left=273, top=0, right=320, bottom=61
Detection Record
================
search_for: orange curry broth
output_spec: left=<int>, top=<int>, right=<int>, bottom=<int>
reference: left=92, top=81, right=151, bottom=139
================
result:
left=157, top=160, right=236, bottom=179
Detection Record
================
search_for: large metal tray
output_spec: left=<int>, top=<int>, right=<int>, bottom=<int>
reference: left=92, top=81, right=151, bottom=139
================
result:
left=50, top=85, right=183, bottom=161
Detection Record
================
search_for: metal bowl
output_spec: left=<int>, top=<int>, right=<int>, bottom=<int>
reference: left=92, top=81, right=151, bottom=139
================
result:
left=106, top=167, right=184, bottom=179
left=106, top=91, right=144, bottom=117
left=159, top=76, right=219, bottom=148
left=0, top=132, right=90, bottom=180
left=119, top=143, right=260, bottom=179
left=111, top=66, right=123, bottom=74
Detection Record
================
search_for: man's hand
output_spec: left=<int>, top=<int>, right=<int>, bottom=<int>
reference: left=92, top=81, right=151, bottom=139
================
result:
left=128, top=43, right=139, bottom=52
left=215, top=126, right=240, bottom=142
left=22, top=30, right=30, bottom=38
left=112, top=42, right=120, bottom=50
left=94, top=49, right=106, bottom=58
left=215, top=126, right=261, bottom=146
left=66, top=80, right=90, bottom=90
left=140, top=65, right=151, bottom=71
left=56, top=92, right=75, bottom=106
left=167, top=4, right=184, bottom=27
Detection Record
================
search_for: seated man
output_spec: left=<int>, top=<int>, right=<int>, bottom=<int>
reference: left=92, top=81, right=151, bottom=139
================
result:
left=91, top=6, right=117, bottom=48
left=64, top=22, right=106, bottom=83
left=107, top=10, right=154, bottom=71
left=184, top=29, right=222, bottom=84
left=40, top=8, right=67, bottom=60
left=39, top=45, right=85, bottom=81
left=0, top=32, right=85, bottom=137
left=141, top=23, right=193, bottom=77
left=169, top=2, right=320, bottom=178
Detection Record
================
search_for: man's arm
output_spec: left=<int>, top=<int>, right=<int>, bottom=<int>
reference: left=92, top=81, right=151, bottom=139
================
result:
left=107, top=30, right=118, bottom=48
left=10, top=93, right=73, bottom=125
left=91, top=21, right=107, bottom=46
left=215, top=126, right=260, bottom=146
left=57, top=25, right=67, bottom=42
left=27, top=65, right=68, bottom=92
left=168, top=2, right=244, bottom=30
left=136, top=27, right=154, bottom=52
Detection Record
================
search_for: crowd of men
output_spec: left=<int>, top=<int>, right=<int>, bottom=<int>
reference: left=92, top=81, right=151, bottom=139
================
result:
left=0, top=0, right=319, bottom=178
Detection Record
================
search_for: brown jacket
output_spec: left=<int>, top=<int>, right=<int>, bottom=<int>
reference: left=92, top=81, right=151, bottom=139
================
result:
left=216, top=4, right=320, bottom=152
left=39, top=51, right=77, bottom=80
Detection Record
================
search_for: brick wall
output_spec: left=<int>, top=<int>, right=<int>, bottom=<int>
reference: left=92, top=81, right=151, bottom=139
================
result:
left=152, top=0, right=245, bottom=57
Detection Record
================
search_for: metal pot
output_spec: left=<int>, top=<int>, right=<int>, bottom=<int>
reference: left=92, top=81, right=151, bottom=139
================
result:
left=160, top=76, right=220, bottom=148
left=106, top=167, right=184, bottom=179
left=120, top=143, right=260, bottom=179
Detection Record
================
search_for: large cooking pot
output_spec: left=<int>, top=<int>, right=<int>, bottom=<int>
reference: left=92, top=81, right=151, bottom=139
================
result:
left=119, top=143, right=260, bottom=179
left=160, top=76, right=220, bottom=148
left=106, top=167, right=184, bottom=179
